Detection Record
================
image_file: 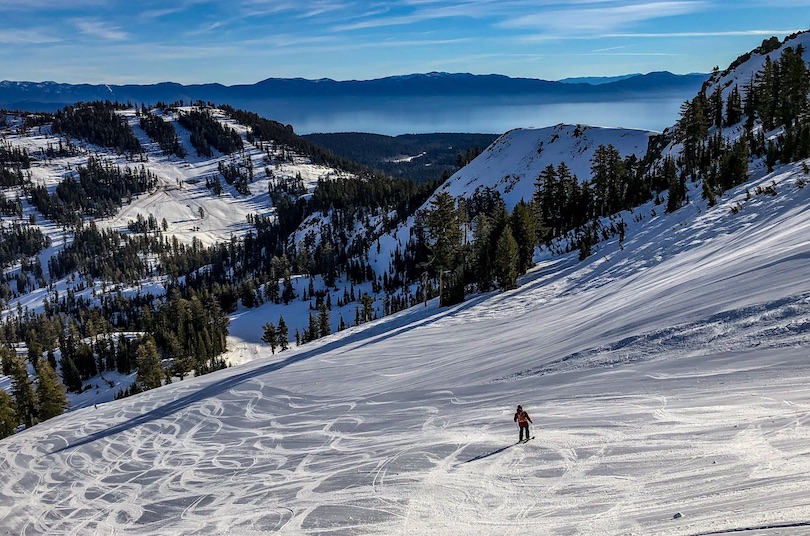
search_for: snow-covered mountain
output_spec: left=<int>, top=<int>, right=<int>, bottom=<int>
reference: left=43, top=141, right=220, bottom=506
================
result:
left=704, top=31, right=810, bottom=100
left=434, top=124, right=653, bottom=209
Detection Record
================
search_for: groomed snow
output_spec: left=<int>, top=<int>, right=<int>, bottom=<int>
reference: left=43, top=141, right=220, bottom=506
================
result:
left=3, top=155, right=810, bottom=535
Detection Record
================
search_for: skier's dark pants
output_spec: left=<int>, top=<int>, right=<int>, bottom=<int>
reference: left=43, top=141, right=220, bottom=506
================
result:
left=519, top=425, right=530, bottom=442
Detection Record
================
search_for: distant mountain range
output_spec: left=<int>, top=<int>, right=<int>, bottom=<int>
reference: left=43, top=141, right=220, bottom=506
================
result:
left=0, top=71, right=709, bottom=113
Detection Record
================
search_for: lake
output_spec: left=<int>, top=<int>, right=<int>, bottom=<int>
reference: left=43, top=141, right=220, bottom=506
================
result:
left=238, top=94, right=687, bottom=136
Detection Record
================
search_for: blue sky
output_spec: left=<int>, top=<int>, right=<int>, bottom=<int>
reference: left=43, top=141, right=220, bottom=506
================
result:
left=1, top=0, right=807, bottom=84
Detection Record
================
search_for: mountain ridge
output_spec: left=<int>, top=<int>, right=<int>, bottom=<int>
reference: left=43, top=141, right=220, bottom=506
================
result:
left=0, top=71, right=709, bottom=112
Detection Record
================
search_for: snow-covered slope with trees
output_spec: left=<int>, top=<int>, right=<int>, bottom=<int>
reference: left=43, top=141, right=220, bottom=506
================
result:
left=2, top=153, right=810, bottom=535
left=436, top=124, right=653, bottom=209
left=704, top=31, right=810, bottom=100
left=2, top=107, right=356, bottom=249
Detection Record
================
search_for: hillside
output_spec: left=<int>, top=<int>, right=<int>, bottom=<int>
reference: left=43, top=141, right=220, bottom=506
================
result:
left=0, top=102, right=440, bottom=411
left=2, top=152, right=810, bottom=534
left=433, top=124, right=653, bottom=208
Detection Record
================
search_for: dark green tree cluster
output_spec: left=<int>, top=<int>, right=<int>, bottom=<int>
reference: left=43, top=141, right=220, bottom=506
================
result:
left=47, top=223, right=149, bottom=282
left=28, top=156, right=157, bottom=225
left=138, top=110, right=186, bottom=158
left=744, top=45, right=810, bottom=131
left=311, top=173, right=438, bottom=222
left=150, top=289, right=229, bottom=377
left=0, top=140, right=30, bottom=168
left=530, top=148, right=644, bottom=247
left=412, top=190, right=541, bottom=303
left=456, top=146, right=483, bottom=168
left=0, top=196, right=23, bottom=218
left=51, top=101, right=142, bottom=155
left=0, top=224, right=49, bottom=267
left=466, top=200, right=540, bottom=293
left=39, top=139, right=81, bottom=159
left=177, top=108, right=243, bottom=157
left=0, top=167, right=28, bottom=188
left=127, top=212, right=160, bottom=234
left=0, top=345, right=68, bottom=438
left=218, top=156, right=253, bottom=195
left=262, top=316, right=291, bottom=352
left=59, top=330, right=145, bottom=392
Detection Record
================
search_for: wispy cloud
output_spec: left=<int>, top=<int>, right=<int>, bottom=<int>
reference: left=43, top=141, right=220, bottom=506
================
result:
left=331, top=1, right=498, bottom=32
left=73, top=19, right=129, bottom=41
left=0, top=28, right=62, bottom=44
left=297, top=1, right=353, bottom=18
left=0, top=0, right=102, bottom=9
left=238, top=0, right=299, bottom=17
left=139, top=7, right=186, bottom=21
left=605, top=29, right=804, bottom=38
left=593, top=44, right=636, bottom=53
left=499, top=1, right=709, bottom=35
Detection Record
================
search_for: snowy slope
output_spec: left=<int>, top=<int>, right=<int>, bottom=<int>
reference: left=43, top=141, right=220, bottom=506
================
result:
left=436, top=124, right=654, bottom=209
left=3, top=152, right=810, bottom=534
left=704, top=30, right=810, bottom=100
left=1, top=107, right=357, bottom=249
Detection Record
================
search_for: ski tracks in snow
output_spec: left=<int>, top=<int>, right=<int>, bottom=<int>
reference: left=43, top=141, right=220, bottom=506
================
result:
left=4, top=353, right=810, bottom=534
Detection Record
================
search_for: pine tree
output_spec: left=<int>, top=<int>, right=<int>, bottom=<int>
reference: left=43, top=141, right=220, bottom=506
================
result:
left=276, top=317, right=289, bottom=351
left=710, top=82, right=724, bottom=128
left=360, top=293, right=375, bottom=322
left=472, top=213, right=495, bottom=292
left=0, top=389, right=18, bottom=439
left=510, top=201, right=540, bottom=274
left=534, top=164, right=558, bottom=234
left=0, top=344, right=13, bottom=375
left=318, top=303, right=331, bottom=337
left=135, top=337, right=162, bottom=391
left=677, top=95, right=710, bottom=175
left=307, top=312, right=318, bottom=342
left=494, top=225, right=519, bottom=290
left=421, top=191, right=463, bottom=304
left=666, top=169, right=687, bottom=214
left=262, top=322, right=277, bottom=354
left=725, top=85, right=743, bottom=126
left=590, top=145, right=625, bottom=217
left=36, top=359, right=68, bottom=420
left=9, top=355, right=36, bottom=427
left=60, top=356, right=83, bottom=393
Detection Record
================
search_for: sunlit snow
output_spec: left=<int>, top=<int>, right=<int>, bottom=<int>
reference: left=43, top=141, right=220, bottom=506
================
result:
left=2, top=153, right=810, bottom=534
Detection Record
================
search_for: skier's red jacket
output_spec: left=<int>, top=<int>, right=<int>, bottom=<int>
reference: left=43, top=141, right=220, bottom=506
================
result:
left=514, top=410, right=532, bottom=426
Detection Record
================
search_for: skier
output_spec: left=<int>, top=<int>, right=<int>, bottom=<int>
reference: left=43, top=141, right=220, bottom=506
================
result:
left=513, top=405, right=532, bottom=442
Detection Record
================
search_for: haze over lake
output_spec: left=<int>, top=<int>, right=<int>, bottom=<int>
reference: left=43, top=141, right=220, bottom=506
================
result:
left=244, top=94, right=687, bottom=135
